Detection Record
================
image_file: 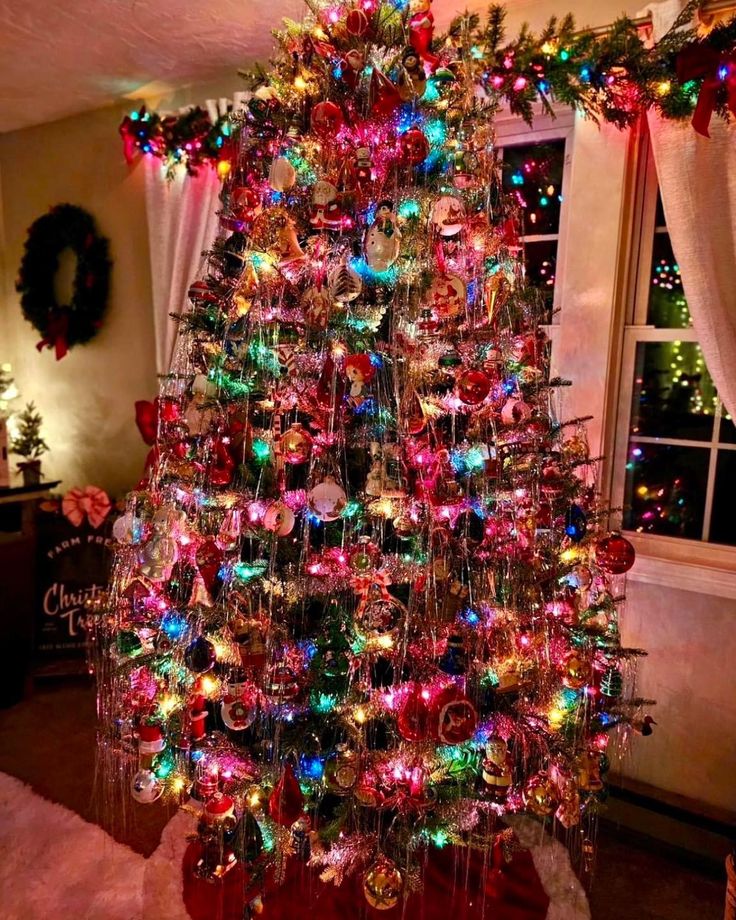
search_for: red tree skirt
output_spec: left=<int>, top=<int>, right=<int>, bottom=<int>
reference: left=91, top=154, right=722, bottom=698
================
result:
left=183, top=841, right=550, bottom=920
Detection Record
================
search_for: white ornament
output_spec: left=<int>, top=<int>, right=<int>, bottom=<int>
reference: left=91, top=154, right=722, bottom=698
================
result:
left=364, top=202, right=401, bottom=272
left=430, top=195, right=466, bottom=236
left=308, top=476, right=347, bottom=522
left=269, top=156, right=297, bottom=192
left=263, top=500, right=296, bottom=536
left=131, top=769, right=163, bottom=804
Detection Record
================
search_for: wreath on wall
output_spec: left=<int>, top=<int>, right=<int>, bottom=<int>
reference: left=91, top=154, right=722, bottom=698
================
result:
left=16, top=204, right=112, bottom=360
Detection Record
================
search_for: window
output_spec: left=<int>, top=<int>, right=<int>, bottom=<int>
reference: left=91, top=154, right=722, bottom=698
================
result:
left=495, top=109, right=573, bottom=323
left=612, top=136, right=736, bottom=548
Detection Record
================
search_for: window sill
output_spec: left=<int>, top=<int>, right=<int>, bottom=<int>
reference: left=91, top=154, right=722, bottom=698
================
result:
left=625, top=532, right=736, bottom=600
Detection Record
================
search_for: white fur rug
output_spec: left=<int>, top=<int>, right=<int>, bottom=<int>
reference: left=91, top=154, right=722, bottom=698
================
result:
left=0, top=772, right=589, bottom=920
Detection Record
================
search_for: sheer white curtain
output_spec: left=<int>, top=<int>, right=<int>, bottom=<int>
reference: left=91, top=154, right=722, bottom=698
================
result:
left=143, top=158, right=221, bottom=374
left=639, top=0, right=736, bottom=415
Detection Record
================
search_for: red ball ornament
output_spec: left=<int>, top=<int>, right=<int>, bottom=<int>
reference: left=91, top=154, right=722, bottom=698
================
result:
left=400, top=128, right=430, bottom=165
left=595, top=532, right=636, bottom=575
left=456, top=369, right=491, bottom=406
left=346, top=8, right=370, bottom=35
left=311, top=101, right=344, bottom=138
left=397, top=684, right=431, bottom=742
left=431, top=685, right=477, bottom=744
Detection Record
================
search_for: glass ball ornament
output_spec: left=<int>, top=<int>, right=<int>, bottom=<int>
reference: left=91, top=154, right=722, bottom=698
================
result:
left=595, top=532, right=635, bottom=574
left=268, top=156, right=296, bottom=192
left=357, top=594, right=404, bottom=641
left=397, top=684, right=431, bottom=742
left=399, top=127, right=430, bottom=165
left=523, top=771, right=558, bottom=817
left=263, top=500, right=296, bottom=537
left=430, top=195, right=466, bottom=236
left=131, top=768, right=164, bottom=804
left=560, top=650, right=593, bottom=690
left=346, top=8, right=370, bottom=35
left=363, top=856, right=403, bottom=911
left=184, top=636, right=216, bottom=673
left=308, top=476, right=347, bottom=522
left=432, top=685, right=477, bottom=744
left=456, top=369, right=491, bottom=405
left=310, top=100, right=344, bottom=137
left=324, top=742, right=360, bottom=795
left=280, top=423, right=312, bottom=464
left=264, top=663, right=300, bottom=702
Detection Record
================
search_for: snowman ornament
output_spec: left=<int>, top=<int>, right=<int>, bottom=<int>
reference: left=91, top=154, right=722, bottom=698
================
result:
left=364, top=200, right=401, bottom=272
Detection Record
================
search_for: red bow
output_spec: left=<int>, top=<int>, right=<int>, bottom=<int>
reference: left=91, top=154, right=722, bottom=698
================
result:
left=36, top=310, right=69, bottom=361
left=676, top=44, right=736, bottom=138
left=61, top=485, right=112, bottom=528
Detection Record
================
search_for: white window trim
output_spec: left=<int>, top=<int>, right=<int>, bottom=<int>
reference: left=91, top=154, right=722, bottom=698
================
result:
left=608, top=125, right=736, bottom=590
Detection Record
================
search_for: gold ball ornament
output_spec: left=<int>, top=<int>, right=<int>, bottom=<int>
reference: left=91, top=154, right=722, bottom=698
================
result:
left=363, top=857, right=403, bottom=910
left=560, top=650, right=593, bottom=690
left=523, top=771, right=558, bottom=817
left=280, top=423, right=313, bottom=464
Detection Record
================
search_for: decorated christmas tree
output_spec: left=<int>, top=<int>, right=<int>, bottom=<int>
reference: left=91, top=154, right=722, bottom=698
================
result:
left=97, top=1, right=654, bottom=914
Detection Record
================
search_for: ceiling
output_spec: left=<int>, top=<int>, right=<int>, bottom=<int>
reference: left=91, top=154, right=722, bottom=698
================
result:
left=0, top=0, right=472, bottom=134
left=0, top=0, right=632, bottom=134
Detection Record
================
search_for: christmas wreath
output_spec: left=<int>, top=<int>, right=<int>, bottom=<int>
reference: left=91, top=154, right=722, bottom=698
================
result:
left=16, top=204, right=111, bottom=360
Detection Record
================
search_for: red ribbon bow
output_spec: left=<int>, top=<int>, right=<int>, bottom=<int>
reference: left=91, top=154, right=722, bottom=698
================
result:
left=36, top=310, right=69, bottom=361
left=676, top=44, right=736, bottom=138
left=61, top=485, right=112, bottom=528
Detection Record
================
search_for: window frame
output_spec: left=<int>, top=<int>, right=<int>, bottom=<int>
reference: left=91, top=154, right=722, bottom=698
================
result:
left=609, top=126, right=736, bottom=575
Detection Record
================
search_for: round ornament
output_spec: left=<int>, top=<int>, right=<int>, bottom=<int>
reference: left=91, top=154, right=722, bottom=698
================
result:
left=595, top=532, right=636, bottom=575
left=346, top=8, right=370, bottom=35
left=456, top=369, right=491, bottom=406
left=131, top=769, right=164, bottom=804
left=560, top=650, right=592, bottom=690
left=112, top=511, right=143, bottom=544
left=523, top=771, right=558, bottom=817
left=324, top=742, right=360, bottom=795
left=426, top=274, right=466, bottom=321
left=263, top=500, right=296, bottom=537
left=265, top=663, right=300, bottom=702
left=268, top=156, right=297, bottom=192
left=363, top=857, right=403, bottom=911
left=399, top=128, right=430, bottom=165
left=185, top=636, right=216, bottom=673
left=308, top=476, right=347, bottom=522
left=310, top=101, right=344, bottom=137
left=280, top=423, right=313, bottom=464
left=500, top=397, right=532, bottom=426
left=432, top=685, right=477, bottom=744
left=397, top=685, right=431, bottom=742
left=430, top=195, right=466, bottom=236
left=357, top=594, right=404, bottom=641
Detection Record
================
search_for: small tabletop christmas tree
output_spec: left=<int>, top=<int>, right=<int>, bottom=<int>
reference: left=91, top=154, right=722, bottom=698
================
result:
left=96, top=0, right=654, bottom=914
left=11, top=402, right=48, bottom=486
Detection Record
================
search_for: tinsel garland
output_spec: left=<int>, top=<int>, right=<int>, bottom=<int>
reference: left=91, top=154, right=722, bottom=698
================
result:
left=119, top=0, right=736, bottom=174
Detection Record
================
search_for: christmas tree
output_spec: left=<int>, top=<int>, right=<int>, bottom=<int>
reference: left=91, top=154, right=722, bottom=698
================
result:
left=97, top=0, right=653, bottom=913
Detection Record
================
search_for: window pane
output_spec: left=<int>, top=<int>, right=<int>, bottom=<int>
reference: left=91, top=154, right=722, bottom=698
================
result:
left=654, top=192, right=666, bottom=229
left=710, top=451, right=736, bottom=545
left=630, top=342, right=716, bottom=441
left=623, top=442, right=709, bottom=539
left=524, top=240, right=557, bottom=312
left=719, top=409, right=736, bottom=444
left=647, top=233, right=692, bottom=328
left=502, top=141, right=565, bottom=236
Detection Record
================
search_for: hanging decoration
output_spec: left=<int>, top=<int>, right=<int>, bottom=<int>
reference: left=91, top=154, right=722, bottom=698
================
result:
left=16, top=205, right=111, bottom=361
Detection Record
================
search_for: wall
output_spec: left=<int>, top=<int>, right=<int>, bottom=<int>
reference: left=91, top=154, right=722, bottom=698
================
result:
left=0, top=0, right=733, bottom=817
left=0, top=75, right=235, bottom=497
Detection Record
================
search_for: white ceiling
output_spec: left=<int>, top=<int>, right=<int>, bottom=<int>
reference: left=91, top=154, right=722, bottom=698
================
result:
left=0, top=0, right=630, bottom=134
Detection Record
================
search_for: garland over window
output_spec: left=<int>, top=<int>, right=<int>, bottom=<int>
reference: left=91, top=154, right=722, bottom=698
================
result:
left=119, top=1, right=736, bottom=174
left=17, top=204, right=111, bottom=360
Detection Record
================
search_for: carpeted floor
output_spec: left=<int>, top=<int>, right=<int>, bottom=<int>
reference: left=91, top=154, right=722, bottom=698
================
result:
left=0, top=678, right=727, bottom=919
